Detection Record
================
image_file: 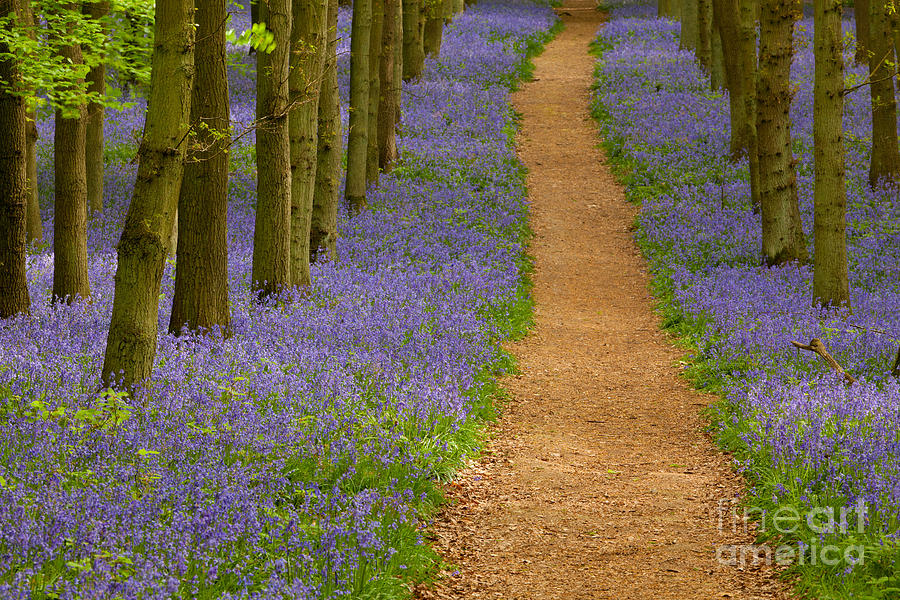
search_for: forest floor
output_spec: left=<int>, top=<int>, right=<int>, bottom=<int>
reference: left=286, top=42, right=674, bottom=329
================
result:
left=415, top=2, right=795, bottom=598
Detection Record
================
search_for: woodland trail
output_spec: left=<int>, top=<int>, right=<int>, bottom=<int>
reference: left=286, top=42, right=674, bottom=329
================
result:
left=415, top=3, right=793, bottom=599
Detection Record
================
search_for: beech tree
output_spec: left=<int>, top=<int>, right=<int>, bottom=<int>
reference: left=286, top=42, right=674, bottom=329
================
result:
left=345, top=0, right=371, bottom=213
left=84, top=0, right=108, bottom=214
left=856, top=0, right=869, bottom=64
left=378, top=0, right=400, bottom=170
left=739, top=0, right=760, bottom=210
left=757, top=0, right=806, bottom=265
left=813, top=0, right=849, bottom=307
left=52, top=15, right=90, bottom=303
left=21, top=0, right=41, bottom=243
left=0, top=0, right=31, bottom=318
left=366, top=0, right=384, bottom=183
left=168, top=0, right=230, bottom=335
left=251, top=0, right=292, bottom=297
left=866, top=0, right=899, bottom=186
left=402, top=0, right=424, bottom=80
left=102, top=0, right=195, bottom=386
left=680, top=0, right=698, bottom=51
left=423, top=0, right=442, bottom=56
left=713, top=0, right=747, bottom=157
left=310, top=0, right=340, bottom=261
left=289, top=0, right=327, bottom=287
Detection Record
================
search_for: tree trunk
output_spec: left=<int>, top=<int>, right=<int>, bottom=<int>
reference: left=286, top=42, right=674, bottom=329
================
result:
left=366, top=0, right=384, bottom=183
left=22, top=0, right=42, bottom=243
left=423, top=14, right=443, bottom=56
left=394, top=0, right=403, bottom=115
left=53, top=36, right=90, bottom=303
left=85, top=0, right=108, bottom=215
left=867, top=0, right=900, bottom=186
left=452, top=0, right=462, bottom=13
left=681, top=0, right=699, bottom=51
left=710, top=18, right=725, bottom=88
left=697, top=0, right=712, bottom=71
left=345, top=0, right=371, bottom=214
left=25, top=117, right=42, bottom=243
left=813, top=0, right=849, bottom=307
left=252, top=0, right=293, bottom=297
left=378, top=0, right=400, bottom=170
left=757, top=0, right=806, bottom=265
left=713, top=0, right=748, bottom=157
left=740, top=0, right=760, bottom=211
left=289, top=0, right=327, bottom=287
left=169, top=0, right=230, bottom=336
left=0, top=0, right=31, bottom=318
left=101, top=0, right=195, bottom=387
left=659, top=0, right=680, bottom=17
left=402, top=0, right=424, bottom=80
left=311, top=0, right=340, bottom=262
left=855, top=0, right=869, bottom=64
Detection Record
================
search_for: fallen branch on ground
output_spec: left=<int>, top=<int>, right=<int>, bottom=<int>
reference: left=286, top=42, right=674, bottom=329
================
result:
left=790, top=338, right=857, bottom=385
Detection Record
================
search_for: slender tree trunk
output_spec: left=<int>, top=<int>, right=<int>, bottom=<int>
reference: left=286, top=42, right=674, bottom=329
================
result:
left=867, top=0, right=900, bottom=186
left=740, top=0, right=760, bottom=211
left=394, top=0, right=403, bottom=115
left=366, top=0, right=384, bottom=183
left=697, top=0, right=712, bottom=72
left=289, top=0, right=327, bottom=287
left=53, top=35, right=90, bottom=303
left=345, top=0, right=371, bottom=214
left=681, top=0, right=699, bottom=51
left=169, top=0, right=230, bottom=336
left=855, top=0, right=869, bottom=64
left=25, top=119, right=41, bottom=242
left=423, top=9, right=442, bottom=56
left=402, top=0, right=424, bottom=80
left=311, top=0, right=340, bottom=262
left=714, top=0, right=748, bottom=157
left=102, top=0, right=195, bottom=387
left=757, top=0, right=806, bottom=265
left=85, top=0, right=108, bottom=215
left=21, top=0, right=42, bottom=243
left=710, top=20, right=725, bottom=88
left=252, top=0, right=293, bottom=297
left=0, top=0, right=31, bottom=318
left=813, top=0, right=849, bottom=307
left=451, top=0, right=461, bottom=13
left=379, top=0, right=399, bottom=170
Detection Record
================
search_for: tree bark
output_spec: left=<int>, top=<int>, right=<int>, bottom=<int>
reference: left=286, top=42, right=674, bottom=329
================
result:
left=311, top=0, right=340, bottom=262
left=394, top=0, right=403, bottom=115
left=813, top=0, right=849, bottom=307
left=713, top=0, right=748, bottom=157
left=697, top=0, right=712, bottom=72
left=102, top=0, right=195, bottom=387
left=757, top=0, right=806, bottom=265
left=681, top=0, right=699, bottom=51
left=378, top=0, right=399, bottom=170
left=659, top=0, right=680, bottom=17
left=289, top=0, right=327, bottom=287
left=85, top=0, right=108, bottom=215
left=21, top=0, right=42, bottom=243
left=53, top=34, right=90, bottom=303
left=423, top=8, right=443, bottom=56
left=366, top=0, right=384, bottom=183
left=855, top=0, right=869, bottom=64
left=345, top=0, right=371, bottom=214
left=252, top=0, right=293, bottom=297
left=169, top=0, right=230, bottom=336
left=867, top=0, right=900, bottom=186
left=402, top=0, right=424, bottom=80
left=710, top=18, right=725, bottom=88
left=739, top=0, right=760, bottom=211
left=0, top=0, right=31, bottom=318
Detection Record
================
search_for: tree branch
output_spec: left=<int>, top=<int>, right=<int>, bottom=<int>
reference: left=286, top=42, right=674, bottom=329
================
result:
left=790, top=338, right=857, bottom=384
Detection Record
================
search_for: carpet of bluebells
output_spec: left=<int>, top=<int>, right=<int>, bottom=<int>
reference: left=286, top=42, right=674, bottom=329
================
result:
left=595, top=1, right=900, bottom=594
left=0, top=2, right=556, bottom=597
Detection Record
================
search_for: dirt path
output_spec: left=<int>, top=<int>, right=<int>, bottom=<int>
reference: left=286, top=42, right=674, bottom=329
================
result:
left=415, top=3, right=794, bottom=600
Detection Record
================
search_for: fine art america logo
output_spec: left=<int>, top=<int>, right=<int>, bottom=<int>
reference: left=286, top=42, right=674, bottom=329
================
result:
left=714, top=499, right=868, bottom=568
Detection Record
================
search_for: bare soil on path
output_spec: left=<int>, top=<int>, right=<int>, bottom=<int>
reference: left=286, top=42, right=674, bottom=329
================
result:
left=415, top=3, right=795, bottom=599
